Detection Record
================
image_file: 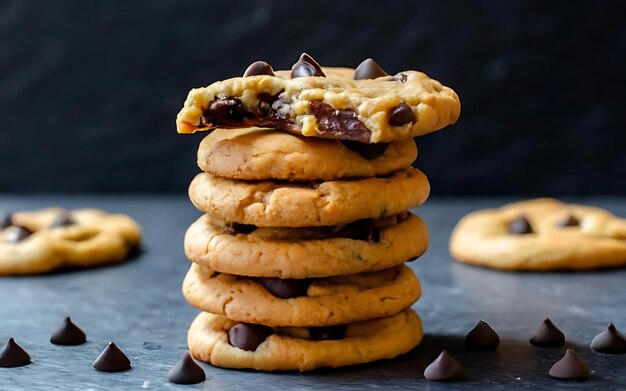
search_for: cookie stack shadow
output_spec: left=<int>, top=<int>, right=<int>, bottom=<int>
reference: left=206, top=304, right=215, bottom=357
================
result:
left=180, top=127, right=434, bottom=372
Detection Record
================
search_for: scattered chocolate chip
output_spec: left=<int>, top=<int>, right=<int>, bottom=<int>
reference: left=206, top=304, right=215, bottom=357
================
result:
left=549, top=349, right=590, bottom=380
left=0, top=212, right=12, bottom=229
left=93, top=342, right=131, bottom=372
left=225, top=222, right=256, bottom=235
left=309, top=325, right=348, bottom=341
left=50, top=317, right=87, bottom=345
left=354, top=58, right=388, bottom=80
left=256, top=277, right=312, bottom=299
left=388, top=103, right=416, bottom=126
left=0, top=338, right=31, bottom=368
left=341, top=140, right=389, bottom=159
left=291, top=53, right=325, bottom=78
left=50, top=210, right=75, bottom=228
left=394, top=73, right=408, bottom=83
left=530, top=319, right=565, bottom=347
left=558, top=215, right=580, bottom=227
left=423, top=350, right=464, bottom=381
left=508, top=215, right=533, bottom=235
left=4, top=225, right=33, bottom=243
left=228, top=323, right=272, bottom=351
left=168, top=352, right=206, bottom=385
left=243, top=61, right=275, bottom=77
left=308, top=101, right=371, bottom=142
left=591, top=323, right=626, bottom=354
left=465, top=320, right=500, bottom=351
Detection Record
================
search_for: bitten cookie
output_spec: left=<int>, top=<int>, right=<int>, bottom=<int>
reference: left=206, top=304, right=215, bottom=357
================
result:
left=450, top=198, right=626, bottom=271
left=183, top=263, right=420, bottom=327
left=188, top=309, right=422, bottom=371
left=188, top=167, right=430, bottom=227
left=197, top=127, right=417, bottom=181
left=177, top=55, right=460, bottom=143
left=184, top=213, right=428, bottom=278
left=0, top=208, right=141, bottom=275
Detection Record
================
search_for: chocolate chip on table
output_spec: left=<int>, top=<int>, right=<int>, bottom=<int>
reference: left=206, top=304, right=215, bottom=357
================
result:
left=50, top=317, right=87, bottom=346
left=225, top=222, right=256, bottom=235
left=243, top=60, right=275, bottom=77
left=341, top=140, right=389, bottom=159
left=354, top=58, right=388, bottom=80
left=93, top=342, right=131, bottom=372
left=465, top=320, right=500, bottom=351
left=0, top=212, right=12, bottom=229
left=291, top=53, right=325, bottom=78
left=548, top=349, right=591, bottom=380
left=228, top=323, right=272, bottom=351
left=423, top=350, right=464, bottom=381
left=530, top=319, right=565, bottom=347
left=508, top=215, right=533, bottom=234
left=388, top=103, right=416, bottom=126
left=309, top=324, right=348, bottom=341
left=256, top=277, right=312, bottom=299
left=0, top=338, right=31, bottom=368
left=591, top=323, right=626, bottom=353
left=168, top=352, right=206, bottom=385
left=50, top=210, right=75, bottom=228
left=558, top=214, right=580, bottom=227
left=4, top=225, right=33, bottom=243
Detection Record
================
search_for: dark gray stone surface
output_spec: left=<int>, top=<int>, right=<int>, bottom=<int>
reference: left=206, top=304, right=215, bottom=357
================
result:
left=0, top=196, right=625, bottom=390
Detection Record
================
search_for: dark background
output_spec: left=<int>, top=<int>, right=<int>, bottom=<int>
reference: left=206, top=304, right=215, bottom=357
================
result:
left=1, top=0, right=625, bottom=196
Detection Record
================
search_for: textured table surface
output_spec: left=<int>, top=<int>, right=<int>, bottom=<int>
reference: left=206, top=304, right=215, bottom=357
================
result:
left=1, top=196, right=625, bottom=390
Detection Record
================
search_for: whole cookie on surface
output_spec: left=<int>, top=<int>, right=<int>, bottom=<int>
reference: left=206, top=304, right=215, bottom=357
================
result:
left=183, top=263, right=420, bottom=327
left=450, top=198, right=626, bottom=271
left=188, top=309, right=422, bottom=372
left=177, top=55, right=460, bottom=143
left=189, top=167, right=430, bottom=227
left=184, top=213, right=428, bottom=278
left=197, top=127, right=417, bottom=181
left=0, top=208, right=141, bottom=275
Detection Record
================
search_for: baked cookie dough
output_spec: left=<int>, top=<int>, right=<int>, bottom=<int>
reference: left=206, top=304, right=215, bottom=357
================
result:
left=450, top=198, right=626, bottom=271
left=189, top=167, right=430, bottom=227
left=176, top=56, right=460, bottom=143
left=183, top=263, right=420, bottom=327
left=188, top=309, right=423, bottom=371
left=184, top=213, right=428, bottom=278
left=0, top=208, right=141, bottom=275
left=197, top=127, right=417, bottom=181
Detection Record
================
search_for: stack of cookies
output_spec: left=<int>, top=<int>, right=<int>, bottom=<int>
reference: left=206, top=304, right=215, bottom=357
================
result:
left=177, top=54, right=460, bottom=371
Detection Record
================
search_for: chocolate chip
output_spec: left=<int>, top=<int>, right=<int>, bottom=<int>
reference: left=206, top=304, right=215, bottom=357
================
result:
left=256, top=277, right=312, bottom=299
left=291, top=53, right=325, bottom=78
left=5, top=225, right=33, bottom=243
left=423, top=350, right=464, bottom=381
left=548, top=349, right=590, bottom=380
left=309, top=325, right=347, bottom=341
left=225, top=222, right=256, bottom=235
left=465, top=320, right=500, bottom=351
left=0, top=338, right=31, bottom=368
left=558, top=215, right=580, bottom=227
left=204, top=98, right=253, bottom=124
left=331, top=219, right=380, bottom=242
left=50, top=210, right=75, bottom=228
left=508, top=215, right=533, bottom=235
left=308, top=101, right=371, bottom=142
left=0, top=212, right=12, bottom=229
left=388, top=103, right=416, bottom=126
left=50, top=317, right=87, bottom=346
left=243, top=60, right=275, bottom=77
left=93, top=342, right=131, bottom=372
left=591, top=323, right=626, bottom=354
left=354, top=58, right=388, bottom=80
left=228, top=323, right=272, bottom=351
left=530, top=319, right=565, bottom=347
left=341, top=141, right=389, bottom=159
left=168, top=352, right=206, bottom=385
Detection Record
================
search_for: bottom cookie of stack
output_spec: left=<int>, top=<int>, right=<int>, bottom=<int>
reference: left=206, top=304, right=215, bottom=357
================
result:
left=188, top=309, right=422, bottom=372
